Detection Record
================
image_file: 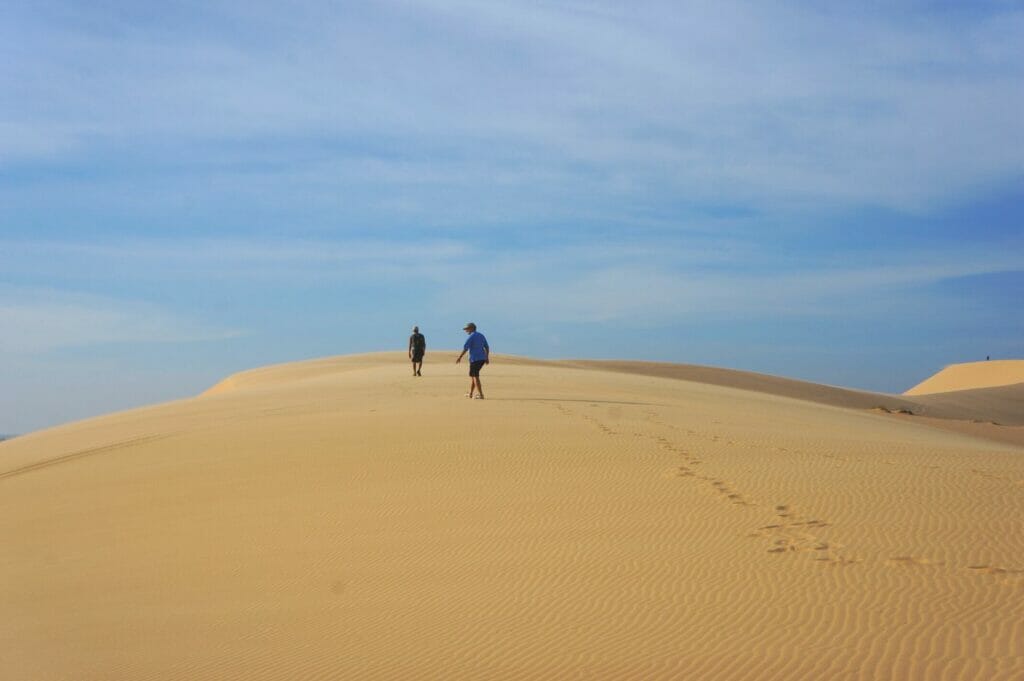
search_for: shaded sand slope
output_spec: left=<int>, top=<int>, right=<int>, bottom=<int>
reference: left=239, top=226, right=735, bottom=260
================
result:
left=562, top=359, right=921, bottom=411
left=905, top=360, right=1024, bottom=395
left=559, top=359, right=1024, bottom=426
left=912, top=383, right=1024, bottom=426
left=3, top=353, right=1023, bottom=681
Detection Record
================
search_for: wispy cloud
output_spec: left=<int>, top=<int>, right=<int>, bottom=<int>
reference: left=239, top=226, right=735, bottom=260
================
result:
left=6, top=236, right=1021, bottom=328
left=0, top=287, right=241, bottom=353
left=0, top=238, right=474, bottom=284
left=443, top=248, right=1024, bottom=325
left=3, top=1, right=1022, bottom=214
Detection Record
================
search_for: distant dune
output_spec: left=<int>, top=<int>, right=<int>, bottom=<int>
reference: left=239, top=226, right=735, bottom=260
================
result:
left=3, top=353, right=1022, bottom=680
left=904, top=359, right=1024, bottom=395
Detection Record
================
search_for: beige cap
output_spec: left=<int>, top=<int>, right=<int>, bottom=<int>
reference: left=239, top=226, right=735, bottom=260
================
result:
left=463, top=322, right=476, bottom=331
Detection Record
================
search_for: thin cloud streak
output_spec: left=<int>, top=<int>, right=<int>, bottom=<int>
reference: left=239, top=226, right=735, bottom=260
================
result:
left=3, top=1, right=1022, bottom=211
left=0, top=287, right=242, bottom=354
left=5, top=236, right=1019, bottom=329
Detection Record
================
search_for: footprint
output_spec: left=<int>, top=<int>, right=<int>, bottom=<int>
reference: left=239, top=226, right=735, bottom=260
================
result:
left=968, top=565, right=1005, bottom=574
left=967, top=565, right=1023, bottom=575
left=887, top=556, right=942, bottom=567
left=815, top=555, right=862, bottom=565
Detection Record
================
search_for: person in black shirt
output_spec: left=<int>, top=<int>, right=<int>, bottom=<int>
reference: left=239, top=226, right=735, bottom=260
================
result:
left=409, top=326, right=426, bottom=376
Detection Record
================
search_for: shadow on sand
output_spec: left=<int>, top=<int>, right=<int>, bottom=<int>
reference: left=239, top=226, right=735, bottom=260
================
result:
left=484, top=398, right=660, bottom=407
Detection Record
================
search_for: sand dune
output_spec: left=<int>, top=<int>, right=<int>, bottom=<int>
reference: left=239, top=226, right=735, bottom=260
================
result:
left=561, top=359, right=924, bottom=411
left=3, top=353, right=1022, bottom=680
left=910, top=383, right=1024, bottom=426
left=904, top=359, right=1024, bottom=395
left=533, top=357, right=1024, bottom=428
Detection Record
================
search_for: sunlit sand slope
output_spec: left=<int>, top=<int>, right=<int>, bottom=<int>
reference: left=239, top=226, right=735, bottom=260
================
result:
left=3, top=353, right=1023, bottom=680
left=905, top=360, right=1024, bottom=395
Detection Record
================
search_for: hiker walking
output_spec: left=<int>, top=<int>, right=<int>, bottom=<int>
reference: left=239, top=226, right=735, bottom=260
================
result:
left=455, top=322, right=489, bottom=399
left=409, top=326, right=426, bottom=376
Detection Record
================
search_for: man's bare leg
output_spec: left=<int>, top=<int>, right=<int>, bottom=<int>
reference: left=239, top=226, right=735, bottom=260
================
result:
left=474, top=376, right=484, bottom=398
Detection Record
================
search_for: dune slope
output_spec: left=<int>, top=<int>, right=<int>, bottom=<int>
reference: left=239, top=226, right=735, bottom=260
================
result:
left=2, top=353, right=1022, bottom=681
left=905, top=360, right=1024, bottom=395
left=557, top=359, right=1024, bottom=427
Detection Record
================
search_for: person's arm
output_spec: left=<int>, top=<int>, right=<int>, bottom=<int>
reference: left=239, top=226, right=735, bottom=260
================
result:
left=456, top=349, right=466, bottom=363
left=408, top=336, right=413, bottom=358
left=484, top=343, right=490, bottom=364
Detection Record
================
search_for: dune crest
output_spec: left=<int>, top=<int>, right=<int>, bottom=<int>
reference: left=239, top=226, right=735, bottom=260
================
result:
left=905, top=359, right=1024, bottom=395
left=3, top=353, right=1022, bottom=680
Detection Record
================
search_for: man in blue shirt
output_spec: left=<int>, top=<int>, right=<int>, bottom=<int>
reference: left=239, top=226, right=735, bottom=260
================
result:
left=455, top=322, right=490, bottom=399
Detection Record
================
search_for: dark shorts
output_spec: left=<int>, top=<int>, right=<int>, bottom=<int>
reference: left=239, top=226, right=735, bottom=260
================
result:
left=469, top=360, right=486, bottom=377
left=411, top=351, right=424, bottom=362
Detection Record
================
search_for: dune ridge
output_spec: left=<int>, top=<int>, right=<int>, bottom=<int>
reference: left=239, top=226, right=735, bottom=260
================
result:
left=904, top=360, right=1024, bottom=396
left=203, top=353, right=1024, bottom=426
left=2, top=353, right=1022, bottom=680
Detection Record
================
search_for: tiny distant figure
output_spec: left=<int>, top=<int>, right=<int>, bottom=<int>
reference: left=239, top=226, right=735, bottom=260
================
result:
left=456, top=322, right=489, bottom=399
left=409, top=326, right=426, bottom=376
left=987, top=355, right=990, bottom=361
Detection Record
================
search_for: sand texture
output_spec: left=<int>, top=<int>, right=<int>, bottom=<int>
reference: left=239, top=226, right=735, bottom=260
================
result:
left=3, top=353, right=1023, bottom=680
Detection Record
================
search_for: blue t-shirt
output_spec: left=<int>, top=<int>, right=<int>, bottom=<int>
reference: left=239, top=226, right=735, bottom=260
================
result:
left=463, top=331, right=489, bottom=362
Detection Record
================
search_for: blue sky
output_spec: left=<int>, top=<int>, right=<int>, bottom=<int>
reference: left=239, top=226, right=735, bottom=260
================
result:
left=2, top=0, right=1023, bottom=433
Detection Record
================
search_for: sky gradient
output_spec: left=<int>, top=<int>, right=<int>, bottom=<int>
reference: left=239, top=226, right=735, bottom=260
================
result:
left=3, top=0, right=1023, bottom=434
